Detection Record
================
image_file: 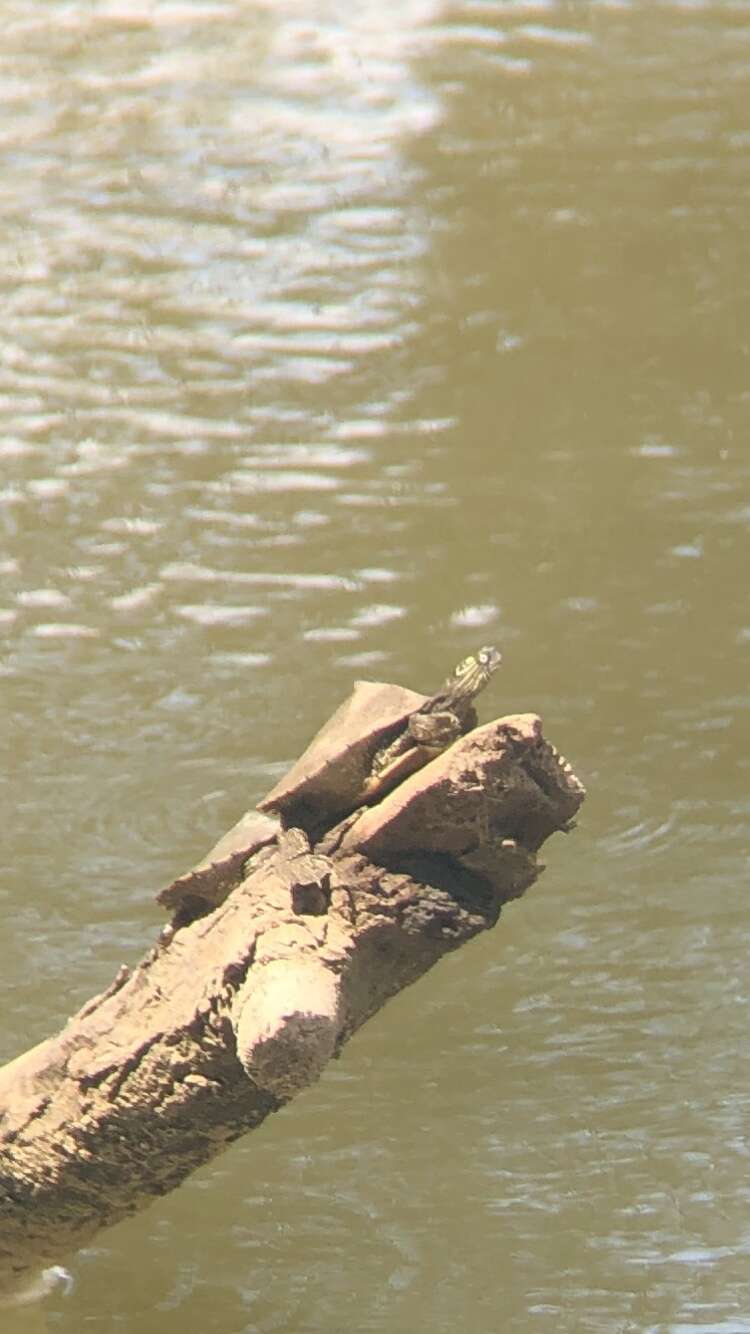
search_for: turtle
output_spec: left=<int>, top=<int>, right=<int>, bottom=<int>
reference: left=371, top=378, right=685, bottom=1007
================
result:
left=157, top=808, right=281, bottom=929
left=257, top=645, right=502, bottom=838
left=363, top=645, right=502, bottom=797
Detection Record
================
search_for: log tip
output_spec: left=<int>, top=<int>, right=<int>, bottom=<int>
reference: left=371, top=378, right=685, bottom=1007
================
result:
left=233, top=960, right=342, bottom=1101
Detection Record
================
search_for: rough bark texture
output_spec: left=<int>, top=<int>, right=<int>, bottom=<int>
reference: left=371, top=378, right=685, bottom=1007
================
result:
left=0, top=703, right=584, bottom=1305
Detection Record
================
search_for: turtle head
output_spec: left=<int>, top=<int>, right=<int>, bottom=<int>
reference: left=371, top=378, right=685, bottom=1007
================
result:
left=475, top=644, right=502, bottom=676
left=444, top=645, right=502, bottom=702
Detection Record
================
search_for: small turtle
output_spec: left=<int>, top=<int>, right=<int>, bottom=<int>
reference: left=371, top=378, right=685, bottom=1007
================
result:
left=157, top=809, right=280, bottom=928
left=257, top=646, right=502, bottom=837
left=363, top=645, right=502, bottom=797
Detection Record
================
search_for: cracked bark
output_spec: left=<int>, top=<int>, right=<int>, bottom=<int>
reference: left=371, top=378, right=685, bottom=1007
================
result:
left=0, top=701, right=584, bottom=1305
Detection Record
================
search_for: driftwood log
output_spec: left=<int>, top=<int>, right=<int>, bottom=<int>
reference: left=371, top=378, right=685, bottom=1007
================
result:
left=0, top=680, right=584, bottom=1306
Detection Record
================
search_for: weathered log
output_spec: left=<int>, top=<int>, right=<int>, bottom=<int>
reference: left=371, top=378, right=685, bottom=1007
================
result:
left=0, top=693, right=584, bottom=1306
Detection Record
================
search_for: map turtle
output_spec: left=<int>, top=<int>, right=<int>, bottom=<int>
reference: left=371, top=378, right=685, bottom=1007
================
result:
left=257, top=646, right=502, bottom=836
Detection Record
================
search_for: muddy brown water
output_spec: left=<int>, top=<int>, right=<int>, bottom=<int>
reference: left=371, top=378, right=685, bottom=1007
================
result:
left=1, top=2, right=749, bottom=1331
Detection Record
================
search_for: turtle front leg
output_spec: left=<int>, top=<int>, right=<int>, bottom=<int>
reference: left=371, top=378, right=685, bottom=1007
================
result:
left=407, top=709, right=462, bottom=750
left=360, top=710, right=463, bottom=804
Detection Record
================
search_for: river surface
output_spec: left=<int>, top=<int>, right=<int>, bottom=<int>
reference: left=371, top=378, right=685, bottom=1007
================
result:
left=1, top=1, right=749, bottom=1331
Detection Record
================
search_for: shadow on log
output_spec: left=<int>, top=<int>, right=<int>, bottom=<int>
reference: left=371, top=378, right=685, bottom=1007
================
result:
left=0, top=663, right=584, bottom=1305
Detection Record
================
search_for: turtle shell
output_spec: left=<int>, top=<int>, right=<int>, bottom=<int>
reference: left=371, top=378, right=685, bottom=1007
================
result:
left=158, top=809, right=280, bottom=926
left=257, top=679, right=427, bottom=836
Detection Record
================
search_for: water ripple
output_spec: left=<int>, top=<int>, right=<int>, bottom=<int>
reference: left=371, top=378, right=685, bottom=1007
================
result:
left=160, top=562, right=358, bottom=592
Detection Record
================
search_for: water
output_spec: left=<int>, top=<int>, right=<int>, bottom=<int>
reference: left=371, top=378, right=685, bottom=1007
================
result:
left=1, top=1, right=749, bottom=1330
